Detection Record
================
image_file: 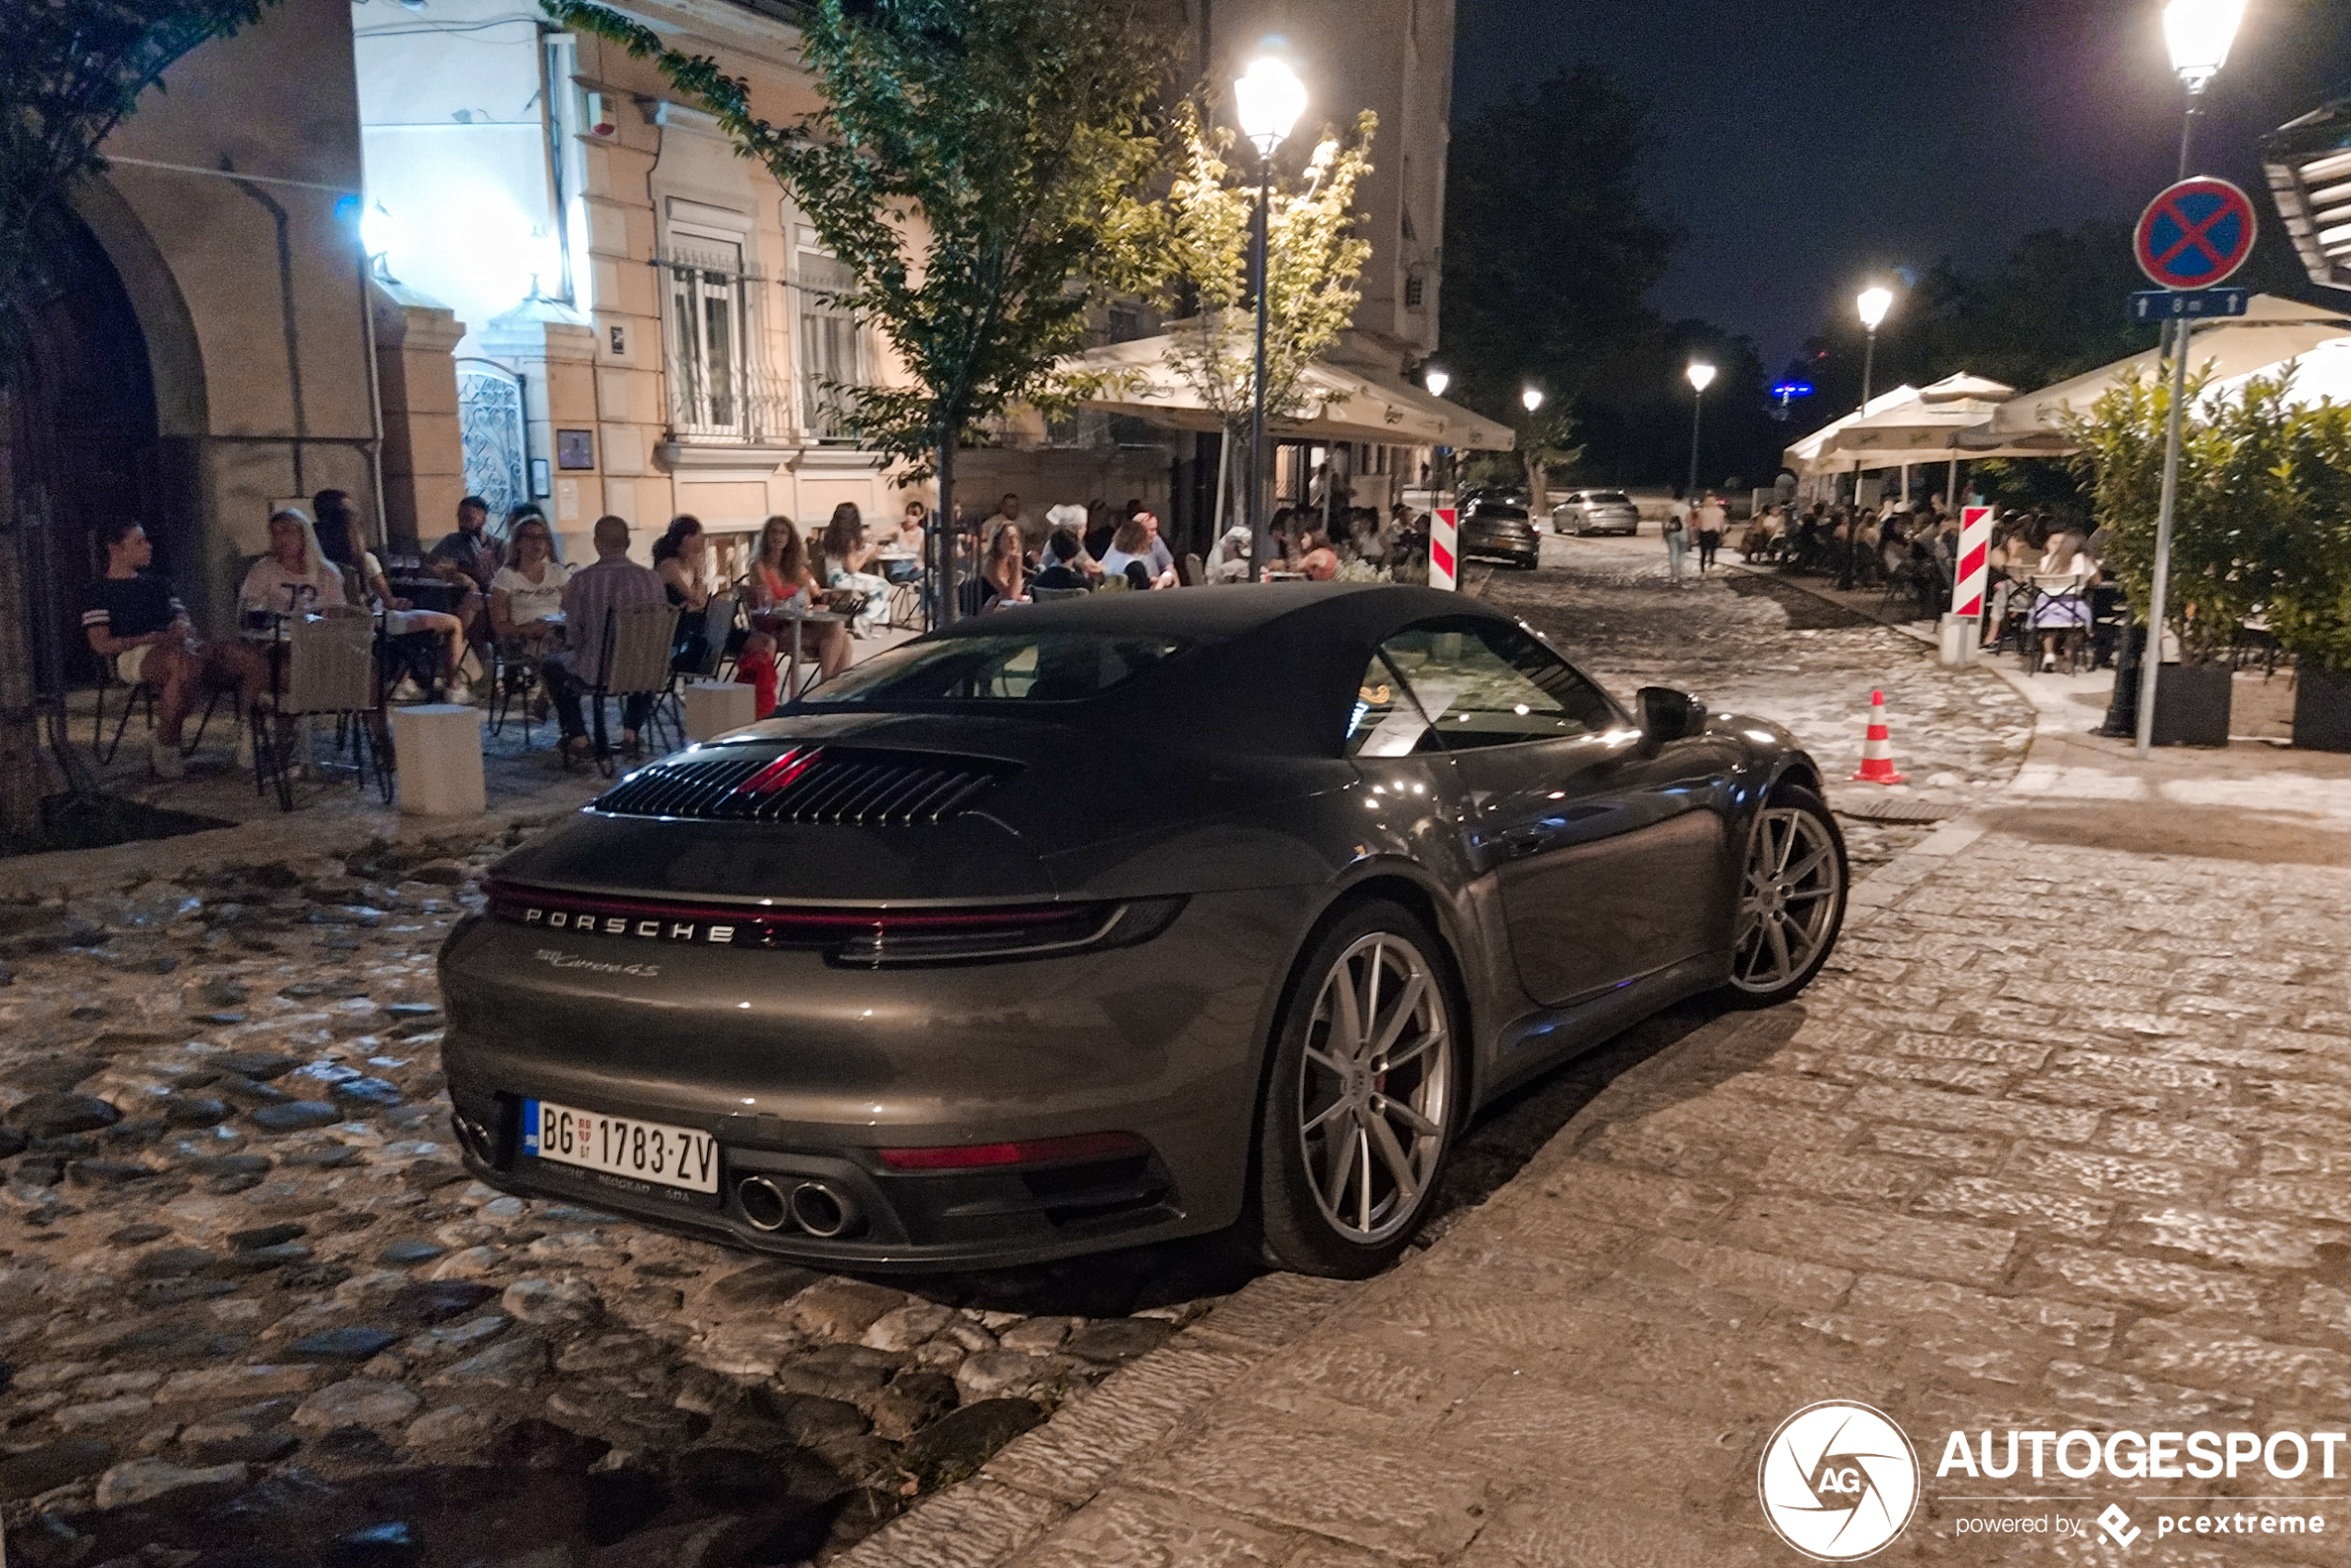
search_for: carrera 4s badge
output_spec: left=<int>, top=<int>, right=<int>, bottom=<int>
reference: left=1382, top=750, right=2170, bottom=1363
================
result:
left=532, top=947, right=663, bottom=978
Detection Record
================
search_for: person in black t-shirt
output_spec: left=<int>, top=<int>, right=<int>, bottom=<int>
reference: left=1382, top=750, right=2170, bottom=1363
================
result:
left=83, top=521, right=268, bottom=778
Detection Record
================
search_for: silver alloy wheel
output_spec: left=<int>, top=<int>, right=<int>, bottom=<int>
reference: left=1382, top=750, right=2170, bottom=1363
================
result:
left=1298, top=932, right=1451, bottom=1244
left=1731, top=804, right=1844, bottom=993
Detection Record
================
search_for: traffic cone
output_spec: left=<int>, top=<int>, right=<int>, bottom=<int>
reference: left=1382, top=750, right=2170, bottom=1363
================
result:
left=1849, top=689, right=1908, bottom=785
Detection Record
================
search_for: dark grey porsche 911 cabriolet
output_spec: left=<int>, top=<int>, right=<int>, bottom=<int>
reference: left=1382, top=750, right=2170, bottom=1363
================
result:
left=438, top=583, right=1845, bottom=1276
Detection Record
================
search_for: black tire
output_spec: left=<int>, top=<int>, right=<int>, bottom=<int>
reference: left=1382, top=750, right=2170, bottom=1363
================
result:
left=1255, top=900, right=1462, bottom=1277
left=1721, top=782, right=1847, bottom=1008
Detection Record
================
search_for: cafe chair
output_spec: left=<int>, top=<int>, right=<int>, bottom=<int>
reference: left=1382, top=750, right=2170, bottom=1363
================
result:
left=590, top=601, right=683, bottom=778
left=92, top=663, right=226, bottom=766
left=258, top=607, right=392, bottom=811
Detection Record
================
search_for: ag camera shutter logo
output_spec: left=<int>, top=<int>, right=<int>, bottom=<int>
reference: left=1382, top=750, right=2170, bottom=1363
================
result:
left=1759, top=1401, right=1920, bottom=1560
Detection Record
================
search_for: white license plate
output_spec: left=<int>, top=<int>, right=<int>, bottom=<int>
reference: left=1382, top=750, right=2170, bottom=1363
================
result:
left=522, top=1099, right=719, bottom=1193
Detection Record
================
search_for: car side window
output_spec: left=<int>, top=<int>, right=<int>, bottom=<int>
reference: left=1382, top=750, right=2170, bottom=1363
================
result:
left=1378, top=617, right=1620, bottom=750
left=1345, top=653, right=1443, bottom=756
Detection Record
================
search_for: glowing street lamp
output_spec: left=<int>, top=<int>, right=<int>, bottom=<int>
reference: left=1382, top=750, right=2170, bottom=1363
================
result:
left=1520, top=387, right=1544, bottom=414
left=1685, top=361, right=1716, bottom=500
left=1423, top=368, right=1449, bottom=400
left=2165, top=0, right=2246, bottom=105
left=1842, top=285, right=1896, bottom=588
left=1236, top=53, right=1305, bottom=580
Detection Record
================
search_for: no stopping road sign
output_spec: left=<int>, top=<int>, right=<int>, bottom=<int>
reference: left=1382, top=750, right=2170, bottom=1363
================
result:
left=2134, top=178, right=2256, bottom=291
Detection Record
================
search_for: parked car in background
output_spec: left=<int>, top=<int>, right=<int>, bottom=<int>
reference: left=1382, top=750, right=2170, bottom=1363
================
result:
left=1552, top=490, right=1641, bottom=536
left=1460, top=500, right=1540, bottom=570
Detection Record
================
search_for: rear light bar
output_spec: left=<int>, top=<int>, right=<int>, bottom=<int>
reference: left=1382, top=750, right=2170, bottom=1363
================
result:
left=484, top=880, right=1183, bottom=967
left=877, top=1131, right=1151, bottom=1171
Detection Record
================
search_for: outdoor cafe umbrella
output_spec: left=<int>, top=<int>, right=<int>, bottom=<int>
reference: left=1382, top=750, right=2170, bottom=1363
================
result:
left=1960, top=292, right=2351, bottom=454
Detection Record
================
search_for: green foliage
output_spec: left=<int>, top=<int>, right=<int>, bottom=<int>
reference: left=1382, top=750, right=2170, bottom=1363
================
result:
left=0, top=0, right=278, bottom=358
left=544, top=0, right=1172, bottom=476
left=1158, top=100, right=1375, bottom=434
left=2061, top=365, right=2342, bottom=666
left=2264, top=400, right=2351, bottom=672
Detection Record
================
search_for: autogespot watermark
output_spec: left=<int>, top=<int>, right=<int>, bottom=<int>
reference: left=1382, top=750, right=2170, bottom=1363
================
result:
left=1760, top=1404, right=2345, bottom=1557
left=1760, top=1402, right=1921, bottom=1561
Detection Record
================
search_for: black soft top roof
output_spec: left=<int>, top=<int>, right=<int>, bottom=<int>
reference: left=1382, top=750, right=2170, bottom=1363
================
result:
left=920, top=582, right=1515, bottom=756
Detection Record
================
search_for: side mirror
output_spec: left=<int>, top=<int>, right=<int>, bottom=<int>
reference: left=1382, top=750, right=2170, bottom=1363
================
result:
left=1636, top=686, right=1707, bottom=743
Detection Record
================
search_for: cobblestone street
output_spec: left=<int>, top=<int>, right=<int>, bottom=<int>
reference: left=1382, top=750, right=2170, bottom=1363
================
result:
left=7, top=541, right=2349, bottom=1566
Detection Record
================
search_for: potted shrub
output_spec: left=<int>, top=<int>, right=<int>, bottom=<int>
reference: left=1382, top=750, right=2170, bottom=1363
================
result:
left=2065, top=368, right=2303, bottom=748
left=2268, top=399, right=2351, bottom=752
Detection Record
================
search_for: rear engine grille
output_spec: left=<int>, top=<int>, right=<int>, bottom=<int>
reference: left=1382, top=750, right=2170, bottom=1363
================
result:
left=591, top=746, right=1013, bottom=827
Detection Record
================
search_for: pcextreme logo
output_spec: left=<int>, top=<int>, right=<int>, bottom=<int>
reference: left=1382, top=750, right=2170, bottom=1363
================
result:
left=1759, top=1401, right=1921, bottom=1561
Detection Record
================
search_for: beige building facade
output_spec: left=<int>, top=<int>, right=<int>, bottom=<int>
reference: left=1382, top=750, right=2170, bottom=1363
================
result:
left=18, top=0, right=1461, bottom=678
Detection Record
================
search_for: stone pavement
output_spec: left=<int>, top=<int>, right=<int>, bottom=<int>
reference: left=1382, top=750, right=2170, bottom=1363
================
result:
left=840, top=673, right=2351, bottom=1565
left=0, top=833, right=1255, bottom=1567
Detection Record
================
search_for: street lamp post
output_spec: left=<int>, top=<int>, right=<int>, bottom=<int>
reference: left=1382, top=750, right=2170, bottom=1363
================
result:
left=1234, top=54, right=1306, bottom=582
left=2129, top=0, right=2247, bottom=755
left=1684, top=362, right=1716, bottom=501
left=1519, top=387, right=1545, bottom=514
left=1841, top=285, right=1895, bottom=590
left=1424, top=368, right=1450, bottom=504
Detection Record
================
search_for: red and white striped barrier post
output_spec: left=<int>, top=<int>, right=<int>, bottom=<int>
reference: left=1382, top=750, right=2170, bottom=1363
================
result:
left=1430, top=506, right=1458, bottom=591
left=1941, top=504, right=1993, bottom=666
left=1850, top=689, right=1909, bottom=785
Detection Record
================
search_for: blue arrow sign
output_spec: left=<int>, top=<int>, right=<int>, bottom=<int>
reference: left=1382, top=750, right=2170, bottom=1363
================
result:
left=2128, top=287, right=2250, bottom=323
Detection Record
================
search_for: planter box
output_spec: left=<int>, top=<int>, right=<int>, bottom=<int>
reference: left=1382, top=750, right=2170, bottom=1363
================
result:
left=2295, top=666, right=2351, bottom=753
left=2150, top=664, right=2232, bottom=748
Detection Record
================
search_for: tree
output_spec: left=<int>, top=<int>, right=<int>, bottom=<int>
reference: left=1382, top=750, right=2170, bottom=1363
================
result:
left=1439, top=68, right=1678, bottom=420
left=546, top=0, right=1171, bottom=617
left=1158, top=100, right=1375, bottom=543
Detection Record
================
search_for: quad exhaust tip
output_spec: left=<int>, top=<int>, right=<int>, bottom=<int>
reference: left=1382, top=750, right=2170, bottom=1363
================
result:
left=789, top=1180, right=860, bottom=1238
left=733, top=1175, right=864, bottom=1238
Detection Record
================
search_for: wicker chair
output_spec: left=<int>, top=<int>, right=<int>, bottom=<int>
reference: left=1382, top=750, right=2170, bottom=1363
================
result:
left=589, top=601, right=684, bottom=777
left=258, top=608, right=390, bottom=810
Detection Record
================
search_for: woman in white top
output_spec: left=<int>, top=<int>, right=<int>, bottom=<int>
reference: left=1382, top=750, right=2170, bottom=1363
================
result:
left=2030, top=531, right=2099, bottom=672
left=490, top=516, right=570, bottom=654
left=238, top=509, right=347, bottom=628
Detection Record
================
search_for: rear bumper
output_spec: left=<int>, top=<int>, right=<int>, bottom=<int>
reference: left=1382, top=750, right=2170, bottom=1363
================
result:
left=436, top=887, right=1301, bottom=1268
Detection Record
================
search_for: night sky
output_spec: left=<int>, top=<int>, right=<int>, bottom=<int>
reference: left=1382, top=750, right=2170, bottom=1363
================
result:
left=1452, top=0, right=2351, bottom=369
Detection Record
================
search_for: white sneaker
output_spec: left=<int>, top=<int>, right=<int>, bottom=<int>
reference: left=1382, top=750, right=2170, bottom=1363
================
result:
left=150, top=740, right=185, bottom=780
left=389, top=677, right=426, bottom=703
left=445, top=678, right=474, bottom=706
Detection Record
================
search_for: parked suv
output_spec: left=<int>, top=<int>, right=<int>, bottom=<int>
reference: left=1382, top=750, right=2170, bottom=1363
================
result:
left=1552, top=490, right=1641, bottom=536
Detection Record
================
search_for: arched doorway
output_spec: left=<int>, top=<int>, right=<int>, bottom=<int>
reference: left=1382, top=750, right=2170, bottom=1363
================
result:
left=3, top=203, right=164, bottom=698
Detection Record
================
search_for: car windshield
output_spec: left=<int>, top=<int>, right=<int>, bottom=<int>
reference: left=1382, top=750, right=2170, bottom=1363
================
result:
left=799, top=631, right=1188, bottom=705
left=1589, top=492, right=1632, bottom=505
left=1473, top=505, right=1529, bottom=520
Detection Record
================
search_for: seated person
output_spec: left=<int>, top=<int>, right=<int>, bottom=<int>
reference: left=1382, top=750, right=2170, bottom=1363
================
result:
left=1097, top=516, right=1175, bottom=590
left=489, top=515, right=571, bottom=661
left=239, top=507, right=349, bottom=627
left=315, top=490, right=470, bottom=703
left=544, top=515, right=669, bottom=762
left=1205, top=523, right=1254, bottom=583
left=425, top=494, right=496, bottom=657
left=1029, top=528, right=1090, bottom=591
left=84, top=520, right=268, bottom=778
left=1295, top=530, right=1340, bottom=581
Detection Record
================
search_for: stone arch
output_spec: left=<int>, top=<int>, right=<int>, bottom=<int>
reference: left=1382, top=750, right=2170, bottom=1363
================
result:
left=71, top=174, right=209, bottom=439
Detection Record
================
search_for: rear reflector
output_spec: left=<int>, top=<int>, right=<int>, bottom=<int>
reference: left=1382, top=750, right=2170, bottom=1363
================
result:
left=877, top=1131, right=1150, bottom=1171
